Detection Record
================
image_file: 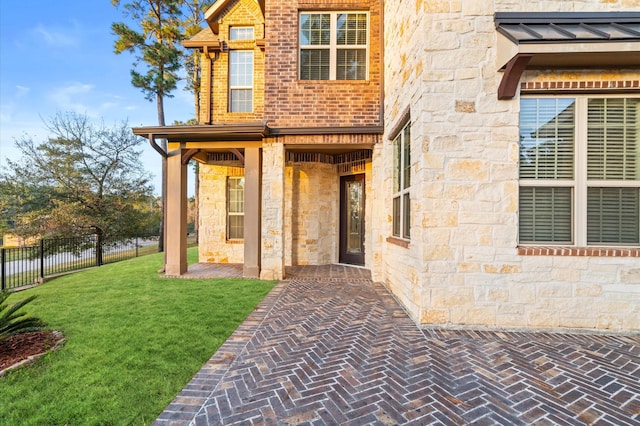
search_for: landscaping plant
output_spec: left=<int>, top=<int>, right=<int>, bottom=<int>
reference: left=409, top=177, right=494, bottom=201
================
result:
left=0, top=291, right=46, bottom=342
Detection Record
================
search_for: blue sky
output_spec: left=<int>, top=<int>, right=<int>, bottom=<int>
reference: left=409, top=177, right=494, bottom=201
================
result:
left=0, top=1, right=197, bottom=195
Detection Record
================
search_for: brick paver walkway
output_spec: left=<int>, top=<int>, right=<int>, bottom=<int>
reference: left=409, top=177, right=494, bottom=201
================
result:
left=155, top=271, right=640, bottom=425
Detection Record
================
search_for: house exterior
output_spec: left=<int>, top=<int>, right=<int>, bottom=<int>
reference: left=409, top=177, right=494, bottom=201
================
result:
left=134, top=0, right=640, bottom=332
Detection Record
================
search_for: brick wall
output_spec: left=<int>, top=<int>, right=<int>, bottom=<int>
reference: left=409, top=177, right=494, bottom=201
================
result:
left=205, top=0, right=266, bottom=124
left=264, top=0, right=383, bottom=128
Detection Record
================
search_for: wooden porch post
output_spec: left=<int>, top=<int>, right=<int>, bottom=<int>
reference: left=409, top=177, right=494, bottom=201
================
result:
left=243, top=147, right=261, bottom=278
left=165, top=142, right=188, bottom=275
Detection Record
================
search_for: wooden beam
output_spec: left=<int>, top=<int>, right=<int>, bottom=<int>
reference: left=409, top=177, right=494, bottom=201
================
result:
left=498, top=54, right=533, bottom=100
left=181, top=149, right=200, bottom=165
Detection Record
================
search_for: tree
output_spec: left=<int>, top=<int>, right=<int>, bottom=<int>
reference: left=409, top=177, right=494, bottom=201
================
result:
left=181, top=0, right=213, bottom=245
left=0, top=112, right=158, bottom=242
left=112, top=0, right=185, bottom=253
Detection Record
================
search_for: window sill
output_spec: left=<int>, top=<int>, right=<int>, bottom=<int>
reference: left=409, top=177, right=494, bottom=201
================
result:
left=226, top=239, right=244, bottom=245
left=386, top=236, right=409, bottom=248
left=518, top=246, right=639, bottom=257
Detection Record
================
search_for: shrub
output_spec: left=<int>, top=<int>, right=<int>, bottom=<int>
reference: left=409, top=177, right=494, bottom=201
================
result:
left=0, top=291, right=46, bottom=342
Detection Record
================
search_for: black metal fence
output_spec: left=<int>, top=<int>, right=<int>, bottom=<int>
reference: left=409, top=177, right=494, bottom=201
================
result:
left=1, top=235, right=159, bottom=291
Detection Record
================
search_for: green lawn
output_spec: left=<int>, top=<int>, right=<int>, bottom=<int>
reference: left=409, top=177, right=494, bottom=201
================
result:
left=0, top=248, right=276, bottom=425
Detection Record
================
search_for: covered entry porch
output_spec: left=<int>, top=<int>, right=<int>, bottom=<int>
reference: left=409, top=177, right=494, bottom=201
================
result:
left=132, top=124, right=381, bottom=280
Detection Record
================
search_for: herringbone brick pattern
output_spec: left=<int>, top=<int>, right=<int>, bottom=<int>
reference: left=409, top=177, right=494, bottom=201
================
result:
left=155, top=275, right=640, bottom=426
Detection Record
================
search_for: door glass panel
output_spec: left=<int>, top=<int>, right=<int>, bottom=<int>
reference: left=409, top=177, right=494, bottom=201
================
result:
left=346, top=180, right=363, bottom=253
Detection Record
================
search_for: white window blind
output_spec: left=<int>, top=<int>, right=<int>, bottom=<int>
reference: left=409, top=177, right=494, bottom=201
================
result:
left=299, top=12, right=368, bottom=81
left=519, top=96, right=640, bottom=246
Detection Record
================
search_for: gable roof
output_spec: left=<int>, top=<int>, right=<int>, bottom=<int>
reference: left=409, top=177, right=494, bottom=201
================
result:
left=204, top=0, right=265, bottom=34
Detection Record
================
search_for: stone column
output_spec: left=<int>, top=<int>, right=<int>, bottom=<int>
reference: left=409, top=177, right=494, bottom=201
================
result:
left=243, top=147, right=261, bottom=278
left=165, top=142, right=188, bottom=275
left=260, top=141, right=285, bottom=280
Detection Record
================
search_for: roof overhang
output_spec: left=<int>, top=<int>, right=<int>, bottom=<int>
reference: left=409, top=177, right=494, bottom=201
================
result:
left=203, top=0, right=265, bottom=35
left=132, top=123, right=270, bottom=143
left=132, top=124, right=384, bottom=144
left=495, top=12, right=640, bottom=100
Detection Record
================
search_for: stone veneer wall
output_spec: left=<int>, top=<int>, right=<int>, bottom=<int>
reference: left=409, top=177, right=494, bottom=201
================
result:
left=381, top=0, right=640, bottom=332
left=284, top=162, right=339, bottom=266
left=199, top=162, right=245, bottom=263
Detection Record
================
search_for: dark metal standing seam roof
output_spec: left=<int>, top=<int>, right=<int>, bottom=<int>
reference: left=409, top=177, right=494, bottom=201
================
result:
left=495, top=12, right=640, bottom=44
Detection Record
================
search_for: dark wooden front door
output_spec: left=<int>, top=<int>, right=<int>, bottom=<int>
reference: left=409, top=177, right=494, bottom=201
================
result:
left=339, top=174, right=365, bottom=265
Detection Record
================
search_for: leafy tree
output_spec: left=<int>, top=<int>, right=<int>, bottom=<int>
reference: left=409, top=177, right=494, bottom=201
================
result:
left=181, top=0, right=213, bottom=245
left=0, top=291, right=46, bottom=343
left=0, top=112, right=158, bottom=242
left=112, top=0, right=185, bottom=252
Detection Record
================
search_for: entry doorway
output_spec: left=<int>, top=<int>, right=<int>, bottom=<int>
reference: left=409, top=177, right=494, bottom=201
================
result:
left=339, top=174, right=365, bottom=265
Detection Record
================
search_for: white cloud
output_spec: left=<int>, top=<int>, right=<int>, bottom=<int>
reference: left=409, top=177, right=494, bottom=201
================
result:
left=48, top=82, right=96, bottom=116
left=15, top=85, right=30, bottom=97
left=32, top=24, right=79, bottom=48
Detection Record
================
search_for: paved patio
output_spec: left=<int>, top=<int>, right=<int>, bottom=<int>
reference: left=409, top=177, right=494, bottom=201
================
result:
left=155, top=265, right=640, bottom=425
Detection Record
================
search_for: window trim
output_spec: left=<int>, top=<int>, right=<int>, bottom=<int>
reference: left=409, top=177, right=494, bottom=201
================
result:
left=229, top=26, right=254, bottom=41
left=226, top=176, right=245, bottom=240
left=391, top=116, right=411, bottom=240
left=519, top=94, right=640, bottom=248
left=298, top=11, right=370, bottom=81
left=228, top=50, right=254, bottom=113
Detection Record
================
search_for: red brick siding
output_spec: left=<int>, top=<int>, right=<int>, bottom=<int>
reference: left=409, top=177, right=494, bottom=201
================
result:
left=264, top=0, right=382, bottom=128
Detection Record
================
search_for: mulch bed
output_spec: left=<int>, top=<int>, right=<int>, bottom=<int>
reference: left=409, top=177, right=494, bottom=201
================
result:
left=0, top=331, right=65, bottom=375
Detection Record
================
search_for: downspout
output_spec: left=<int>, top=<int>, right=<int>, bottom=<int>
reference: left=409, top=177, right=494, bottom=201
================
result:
left=147, top=133, right=168, bottom=158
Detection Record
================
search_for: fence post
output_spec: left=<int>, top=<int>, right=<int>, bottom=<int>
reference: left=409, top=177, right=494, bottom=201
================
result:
left=40, top=239, right=45, bottom=280
left=95, top=232, right=104, bottom=266
left=1, top=248, right=5, bottom=291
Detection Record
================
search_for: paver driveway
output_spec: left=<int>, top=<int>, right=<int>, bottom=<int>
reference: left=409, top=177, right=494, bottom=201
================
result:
left=155, top=269, right=640, bottom=425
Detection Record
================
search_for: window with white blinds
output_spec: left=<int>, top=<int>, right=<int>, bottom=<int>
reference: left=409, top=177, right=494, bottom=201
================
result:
left=229, top=51, right=253, bottom=113
left=227, top=177, right=244, bottom=240
left=519, top=96, right=639, bottom=246
left=299, top=12, right=368, bottom=81
left=392, top=122, right=411, bottom=239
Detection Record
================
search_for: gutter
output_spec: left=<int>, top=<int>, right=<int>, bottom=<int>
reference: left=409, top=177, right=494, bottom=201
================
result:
left=146, top=133, right=167, bottom=158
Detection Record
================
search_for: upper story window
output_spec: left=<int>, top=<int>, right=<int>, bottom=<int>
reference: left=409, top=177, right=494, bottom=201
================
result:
left=519, top=96, right=640, bottom=246
left=229, top=50, right=253, bottom=112
left=299, top=12, right=368, bottom=81
left=392, top=121, right=411, bottom=239
left=229, top=26, right=254, bottom=41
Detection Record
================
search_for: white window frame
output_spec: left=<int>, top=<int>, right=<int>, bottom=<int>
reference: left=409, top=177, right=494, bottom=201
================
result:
left=298, top=11, right=369, bottom=81
left=227, top=177, right=244, bottom=240
left=229, top=26, right=254, bottom=41
left=228, top=50, right=253, bottom=113
left=392, top=121, right=411, bottom=240
left=519, top=94, right=640, bottom=247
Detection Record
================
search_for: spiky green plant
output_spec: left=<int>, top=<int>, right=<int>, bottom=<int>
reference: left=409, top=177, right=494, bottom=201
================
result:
left=0, top=291, right=47, bottom=342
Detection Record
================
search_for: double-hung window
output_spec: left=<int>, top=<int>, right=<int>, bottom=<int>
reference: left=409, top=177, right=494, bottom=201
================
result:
left=229, top=51, right=253, bottom=112
left=299, top=12, right=368, bottom=80
left=227, top=177, right=244, bottom=240
left=519, top=96, right=640, bottom=246
left=393, top=122, right=411, bottom=239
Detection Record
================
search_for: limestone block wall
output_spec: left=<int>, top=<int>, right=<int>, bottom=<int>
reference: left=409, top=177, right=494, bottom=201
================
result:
left=284, top=162, right=339, bottom=266
left=383, top=0, right=640, bottom=332
left=198, top=163, right=245, bottom=263
left=261, top=141, right=285, bottom=280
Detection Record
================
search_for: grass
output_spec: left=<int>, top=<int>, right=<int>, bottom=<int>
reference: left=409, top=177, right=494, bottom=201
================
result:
left=0, top=248, right=276, bottom=425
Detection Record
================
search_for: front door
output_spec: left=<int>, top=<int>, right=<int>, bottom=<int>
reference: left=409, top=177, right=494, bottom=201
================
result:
left=339, top=174, right=365, bottom=265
